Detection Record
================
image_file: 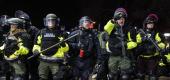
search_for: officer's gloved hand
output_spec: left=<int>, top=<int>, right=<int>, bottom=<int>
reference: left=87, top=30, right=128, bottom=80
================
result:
left=60, top=42, right=66, bottom=47
left=33, top=50, right=40, bottom=55
left=27, top=50, right=40, bottom=60
left=142, top=36, right=149, bottom=42
left=78, top=42, right=84, bottom=49
left=160, top=49, right=167, bottom=55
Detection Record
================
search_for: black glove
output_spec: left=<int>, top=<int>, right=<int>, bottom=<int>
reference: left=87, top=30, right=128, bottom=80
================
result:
left=33, top=50, right=39, bottom=54
left=60, top=41, right=66, bottom=47
left=78, top=42, right=85, bottom=49
left=142, top=36, right=149, bottom=42
left=27, top=50, right=40, bottom=60
left=160, top=49, right=167, bottom=55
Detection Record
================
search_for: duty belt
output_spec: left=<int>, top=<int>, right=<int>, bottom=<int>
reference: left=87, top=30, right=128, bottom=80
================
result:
left=140, top=53, right=159, bottom=58
left=40, top=55, right=64, bottom=62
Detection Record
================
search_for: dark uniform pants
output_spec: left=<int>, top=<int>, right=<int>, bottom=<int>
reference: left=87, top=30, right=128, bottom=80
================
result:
left=39, top=60, right=59, bottom=80
left=108, top=56, right=131, bottom=74
left=73, top=58, right=94, bottom=80
left=137, top=56, right=158, bottom=76
left=9, top=61, right=26, bottom=77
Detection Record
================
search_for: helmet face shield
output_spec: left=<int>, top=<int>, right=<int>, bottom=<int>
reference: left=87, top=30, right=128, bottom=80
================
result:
left=143, top=13, right=158, bottom=30
left=114, top=12, right=126, bottom=20
left=47, top=19, right=56, bottom=27
left=82, top=20, right=92, bottom=29
left=7, top=18, right=25, bottom=29
left=44, top=13, right=60, bottom=28
left=44, top=18, right=58, bottom=28
left=145, top=18, right=156, bottom=24
left=79, top=16, right=94, bottom=29
left=114, top=8, right=127, bottom=21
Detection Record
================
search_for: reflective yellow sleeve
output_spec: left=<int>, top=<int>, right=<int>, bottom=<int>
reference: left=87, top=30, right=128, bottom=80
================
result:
left=37, top=35, right=42, bottom=45
left=127, top=32, right=132, bottom=42
left=155, top=33, right=165, bottom=49
left=155, top=33, right=161, bottom=43
left=136, top=33, right=142, bottom=44
left=9, top=48, right=25, bottom=59
left=159, top=60, right=166, bottom=66
left=158, top=42, right=165, bottom=49
left=16, top=46, right=29, bottom=55
left=52, top=43, right=69, bottom=58
left=106, top=41, right=112, bottom=53
left=52, top=48, right=64, bottom=58
left=32, top=35, right=42, bottom=53
left=9, top=53, right=19, bottom=59
left=104, top=20, right=116, bottom=35
left=165, top=53, right=170, bottom=63
left=61, top=43, right=69, bottom=53
left=32, top=45, right=41, bottom=53
left=58, top=36, right=69, bottom=52
left=127, top=41, right=137, bottom=50
left=16, top=38, right=29, bottom=55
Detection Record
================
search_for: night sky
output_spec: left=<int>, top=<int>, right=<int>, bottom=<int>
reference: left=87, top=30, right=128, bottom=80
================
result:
left=0, top=0, right=170, bottom=32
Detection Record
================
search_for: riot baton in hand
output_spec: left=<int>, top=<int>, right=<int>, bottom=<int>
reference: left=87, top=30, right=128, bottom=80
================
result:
left=138, top=29, right=165, bottom=62
left=27, top=30, right=82, bottom=60
left=138, top=29, right=161, bottom=51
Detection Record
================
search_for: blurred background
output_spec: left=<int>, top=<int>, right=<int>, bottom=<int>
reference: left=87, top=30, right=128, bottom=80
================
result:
left=0, top=0, right=169, bottom=32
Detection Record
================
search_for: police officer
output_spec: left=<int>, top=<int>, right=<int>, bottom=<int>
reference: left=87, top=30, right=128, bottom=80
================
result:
left=0, top=15, right=11, bottom=79
left=15, top=10, right=39, bottom=80
left=91, top=31, right=109, bottom=80
left=136, top=13, right=165, bottom=80
left=164, top=41, right=170, bottom=76
left=104, top=8, right=137, bottom=80
left=0, top=18, right=31, bottom=80
left=32, top=13, right=69, bottom=80
left=68, top=16, right=99, bottom=80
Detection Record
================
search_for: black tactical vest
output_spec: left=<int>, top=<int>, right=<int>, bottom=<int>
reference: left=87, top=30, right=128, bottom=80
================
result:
left=140, top=31, right=157, bottom=55
left=41, top=29, right=62, bottom=56
left=108, top=26, right=128, bottom=56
